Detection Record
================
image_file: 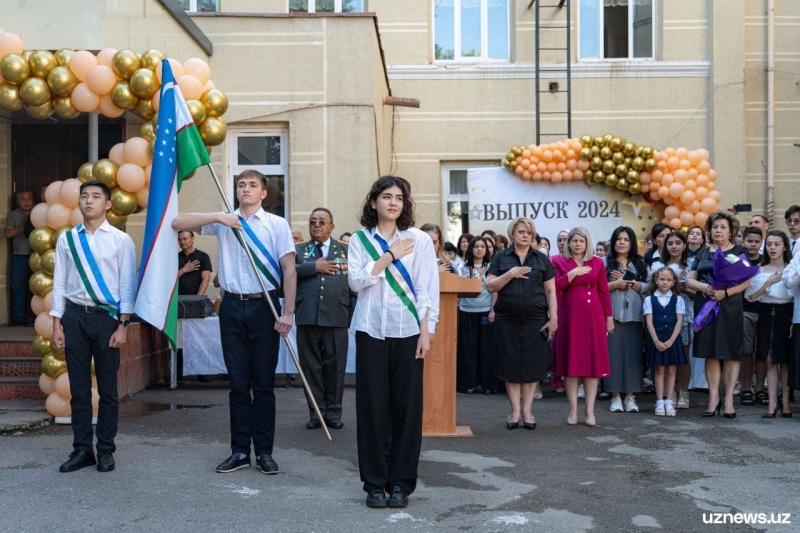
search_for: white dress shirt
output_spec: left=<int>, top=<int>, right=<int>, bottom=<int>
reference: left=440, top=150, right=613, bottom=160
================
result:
left=313, top=237, right=332, bottom=258
left=784, top=253, right=800, bottom=322
left=348, top=226, right=439, bottom=339
left=746, top=270, right=794, bottom=304
left=50, top=220, right=137, bottom=318
left=201, top=207, right=295, bottom=294
left=643, top=291, right=686, bottom=316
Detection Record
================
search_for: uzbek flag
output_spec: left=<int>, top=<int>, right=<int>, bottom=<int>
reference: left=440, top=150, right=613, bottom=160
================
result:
left=134, top=60, right=210, bottom=350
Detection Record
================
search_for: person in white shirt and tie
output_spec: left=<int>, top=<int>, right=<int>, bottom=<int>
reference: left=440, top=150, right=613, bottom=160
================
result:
left=785, top=205, right=800, bottom=257
left=348, top=176, right=439, bottom=509
left=173, top=169, right=296, bottom=476
left=51, top=180, right=137, bottom=474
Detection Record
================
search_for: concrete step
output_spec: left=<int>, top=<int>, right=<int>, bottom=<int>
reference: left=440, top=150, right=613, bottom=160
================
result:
left=0, top=357, right=42, bottom=378
left=0, top=377, right=47, bottom=401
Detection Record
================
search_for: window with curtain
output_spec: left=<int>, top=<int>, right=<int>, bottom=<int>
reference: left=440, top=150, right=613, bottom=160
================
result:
left=434, top=0, right=509, bottom=62
left=579, top=0, right=653, bottom=59
left=289, top=0, right=365, bottom=12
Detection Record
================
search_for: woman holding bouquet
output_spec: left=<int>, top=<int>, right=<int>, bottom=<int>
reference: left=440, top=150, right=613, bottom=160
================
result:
left=687, top=212, right=751, bottom=419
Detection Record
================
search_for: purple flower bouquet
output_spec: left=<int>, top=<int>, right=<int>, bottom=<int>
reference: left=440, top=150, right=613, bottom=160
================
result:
left=691, top=248, right=760, bottom=333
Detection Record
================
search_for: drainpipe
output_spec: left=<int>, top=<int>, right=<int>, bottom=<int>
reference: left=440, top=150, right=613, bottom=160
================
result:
left=766, top=0, right=775, bottom=224
left=88, top=114, right=99, bottom=162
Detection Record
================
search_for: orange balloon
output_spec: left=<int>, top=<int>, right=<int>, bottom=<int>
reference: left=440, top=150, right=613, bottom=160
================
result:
left=30, top=203, right=49, bottom=228
left=547, top=162, right=557, bottom=173
left=522, top=149, right=532, bottom=159
left=664, top=196, right=677, bottom=206
left=695, top=212, right=709, bottom=226
left=662, top=173, right=675, bottom=187
left=45, top=181, right=63, bottom=204
left=59, top=178, right=82, bottom=208
left=566, top=159, right=578, bottom=171
left=551, top=172, right=563, bottom=183
left=531, top=172, right=543, bottom=181
left=641, top=184, right=650, bottom=193
left=542, top=171, right=551, bottom=181
left=649, top=190, right=661, bottom=202
left=573, top=170, right=583, bottom=180
left=46, top=203, right=72, bottom=230
left=658, top=186, right=670, bottom=199
left=689, top=151, right=702, bottom=165
left=98, top=94, right=125, bottom=118
left=556, top=162, right=567, bottom=173
left=536, top=162, right=547, bottom=173
left=707, top=181, right=715, bottom=191
left=709, top=190, right=722, bottom=202
left=70, top=207, right=84, bottom=227
left=687, top=168, right=698, bottom=180
left=542, top=150, right=553, bottom=163
left=669, top=182, right=685, bottom=198
left=182, top=58, right=211, bottom=85
left=669, top=218, right=682, bottom=229
left=684, top=179, right=697, bottom=192
left=46, top=392, right=71, bottom=417
left=522, top=170, right=532, bottom=180
left=651, top=170, right=663, bottom=183
left=667, top=157, right=679, bottom=170
left=695, top=187, right=709, bottom=200
left=68, top=51, right=98, bottom=82
left=87, top=65, right=117, bottom=95
left=109, top=142, right=126, bottom=166
left=665, top=206, right=681, bottom=220
left=552, top=149, right=563, bottom=162
left=572, top=141, right=582, bottom=152
left=680, top=190, right=696, bottom=205
left=35, top=311, right=54, bottom=339
left=136, top=187, right=149, bottom=207
left=520, top=159, right=531, bottom=169
left=676, top=147, right=689, bottom=160
left=696, top=174, right=709, bottom=187
left=665, top=147, right=676, bottom=157
left=39, top=373, right=57, bottom=395
left=680, top=211, right=695, bottom=226
left=673, top=169, right=688, bottom=183
left=566, top=150, right=576, bottom=160
left=563, top=170, right=573, bottom=181
left=577, top=160, right=589, bottom=171
left=71, top=82, right=100, bottom=112
left=656, top=161, right=668, bottom=173
left=707, top=169, right=718, bottom=181
left=156, top=58, right=184, bottom=82
left=639, top=172, right=651, bottom=185
left=31, top=295, right=45, bottom=315
left=117, top=163, right=146, bottom=193
left=700, top=198, right=717, bottom=214
left=678, top=159, right=691, bottom=171
left=654, top=151, right=665, bottom=162
left=557, top=142, right=569, bottom=153
left=96, top=48, right=119, bottom=68
left=515, top=165, right=524, bottom=176
left=124, top=137, right=152, bottom=167
left=532, top=147, right=543, bottom=158
left=697, top=161, right=711, bottom=174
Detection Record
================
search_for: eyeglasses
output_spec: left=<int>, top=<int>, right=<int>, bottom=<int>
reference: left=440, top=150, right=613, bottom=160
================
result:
left=786, top=218, right=800, bottom=226
left=309, top=220, right=328, bottom=226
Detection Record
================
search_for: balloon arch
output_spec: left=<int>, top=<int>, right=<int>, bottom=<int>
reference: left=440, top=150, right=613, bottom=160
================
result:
left=0, top=29, right=228, bottom=416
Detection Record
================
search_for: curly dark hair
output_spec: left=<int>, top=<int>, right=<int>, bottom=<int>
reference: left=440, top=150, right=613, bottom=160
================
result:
left=705, top=211, right=740, bottom=245
left=359, top=175, right=416, bottom=230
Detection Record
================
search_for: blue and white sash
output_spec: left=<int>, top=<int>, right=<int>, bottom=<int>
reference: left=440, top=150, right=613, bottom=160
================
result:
left=231, top=215, right=282, bottom=291
left=64, top=225, right=120, bottom=318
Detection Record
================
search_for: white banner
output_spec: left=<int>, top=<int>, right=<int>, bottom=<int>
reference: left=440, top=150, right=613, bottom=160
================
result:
left=467, top=167, right=663, bottom=247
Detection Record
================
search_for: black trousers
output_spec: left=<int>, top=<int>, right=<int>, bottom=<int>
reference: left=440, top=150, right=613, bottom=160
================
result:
left=355, top=331, right=423, bottom=494
left=297, top=325, right=348, bottom=422
left=219, top=296, right=281, bottom=456
left=62, top=305, right=120, bottom=453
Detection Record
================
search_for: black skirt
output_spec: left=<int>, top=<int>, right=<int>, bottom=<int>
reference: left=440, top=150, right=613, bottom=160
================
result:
left=457, top=310, right=505, bottom=392
left=756, top=303, right=794, bottom=364
left=693, top=292, right=745, bottom=361
left=491, top=314, right=549, bottom=384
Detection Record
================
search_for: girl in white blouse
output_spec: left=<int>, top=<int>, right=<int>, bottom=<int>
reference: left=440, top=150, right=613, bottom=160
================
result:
left=745, top=230, right=795, bottom=418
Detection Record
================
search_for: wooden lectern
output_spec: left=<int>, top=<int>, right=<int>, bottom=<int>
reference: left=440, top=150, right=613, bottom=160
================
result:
left=422, top=271, right=482, bottom=438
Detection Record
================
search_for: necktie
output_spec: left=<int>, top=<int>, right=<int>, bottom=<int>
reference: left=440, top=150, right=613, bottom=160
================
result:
left=316, top=242, right=324, bottom=258
left=791, top=240, right=796, bottom=253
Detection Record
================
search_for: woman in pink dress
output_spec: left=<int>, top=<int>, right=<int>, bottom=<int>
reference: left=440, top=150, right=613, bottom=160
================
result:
left=551, top=227, right=614, bottom=426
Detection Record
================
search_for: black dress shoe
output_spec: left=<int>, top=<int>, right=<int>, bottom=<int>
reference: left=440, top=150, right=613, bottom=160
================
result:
left=306, top=419, right=322, bottom=430
left=215, top=454, right=251, bottom=473
left=366, top=489, right=386, bottom=508
left=387, top=485, right=409, bottom=507
left=59, top=450, right=96, bottom=473
left=97, top=451, right=115, bottom=472
left=325, top=419, right=344, bottom=430
left=257, top=454, right=279, bottom=475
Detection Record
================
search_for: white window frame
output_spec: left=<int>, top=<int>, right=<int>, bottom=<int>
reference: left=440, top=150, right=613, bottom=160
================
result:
left=287, top=0, right=366, bottom=13
left=577, top=0, right=656, bottom=61
left=442, top=162, right=498, bottom=242
left=182, top=0, right=219, bottom=12
left=228, top=128, right=289, bottom=217
left=432, top=0, right=511, bottom=63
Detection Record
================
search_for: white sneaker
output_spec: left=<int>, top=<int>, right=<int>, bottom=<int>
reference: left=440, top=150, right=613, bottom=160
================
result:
left=610, top=396, right=624, bottom=412
left=677, top=391, right=690, bottom=409
left=577, top=384, right=585, bottom=399
left=733, top=386, right=741, bottom=397
left=642, top=377, right=653, bottom=388
left=624, top=396, right=639, bottom=413
left=654, top=400, right=665, bottom=416
left=665, top=400, right=676, bottom=417
left=534, top=391, right=543, bottom=400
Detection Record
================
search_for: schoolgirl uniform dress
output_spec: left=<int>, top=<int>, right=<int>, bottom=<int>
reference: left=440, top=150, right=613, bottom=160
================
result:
left=644, top=292, right=687, bottom=367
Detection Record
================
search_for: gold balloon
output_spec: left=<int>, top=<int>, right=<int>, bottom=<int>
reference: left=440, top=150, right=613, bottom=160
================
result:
left=599, top=146, right=613, bottom=160
left=505, top=152, right=515, bottom=162
left=41, top=353, right=67, bottom=378
left=605, top=174, right=619, bottom=187
left=78, top=162, right=94, bottom=183
left=602, top=160, right=616, bottom=174
left=631, top=157, right=644, bottom=170
left=584, top=170, right=594, bottom=182
left=513, top=147, right=522, bottom=156
left=679, top=225, right=690, bottom=235
left=611, top=151, right=625, bottom=164
left=28, top=51, right=57, bottom=78
left=623, top=142, right=637, bottom=157
left=608, top=137, right=622, bottom=151
left=186, top=99, right=206, bottom=124
left=0, top=54, right=31, bottom=85
left=29, top=227, right=55, bottom=254
left=590, top=145, right=600, bottom=157
left=53, top=226, right=71, bottom=246
left=140, top=49, right=166, bottom=71
left=47, top=66, right=78, bottom=96
left=148, top=137, right=156, bottom=156
left=580, top=135, right=593, bottom=147
left=92, top=159, right=119, bottom=189
left=134, top=97, right=155, bottom=120
left=22, top=50, right=33, bottom=61
left=110, top=80, right=139, bottom=110
left=20, top=77, right=51, bottom=106
left=40, top=249, right=56, bottom=275
left=200, top=89, right=228, bottom=117
left=112, top=50, right=140, bottom=79
left=616, top=179, right=630, bottom=192
left=199, top=117, right=227, bottom=146
left=0, top=82, right=24, bottom=111
left=640, top=146, right=655, bottom=159
left=52, top=340, right=65, bottom=357
left=615, top=164, right=628, bottom=177
left=53, top=95, right=80, bottom=119
left=54, top=49, right=75, bottom=67
left=184, top=169, right=197, bottom=181
left=502, top=159, right=510, bottom=168
left=130, top=68, right=159, bottom=99
left=140, top=120, right=155, bottom=142
left=628, top=182, right=642, bottom=195
left=32, top=335, right=51, bottom=357
left=29, top=252, right=42, bottom=272
left=579, top=147, right=592, bottom=161
left=106, top=211, right=128, bottom=229
left=509, top=161, right=517, bottom=170
left=593, top=136, right=605, bottom=147
left=644, top=158, right=657, bottom=171
left=603, top=133, right=614, bottom=145
left=626, top=169, right=640, bottom=184
left=111, top=187, right=138, bottom=216
left=590, top=156, right=603, bottom=171
left=624, top=157, right=632, bottom=167
left=29, top=271, right=53, bottom=297
left=592, top=170, right=606, bottom=184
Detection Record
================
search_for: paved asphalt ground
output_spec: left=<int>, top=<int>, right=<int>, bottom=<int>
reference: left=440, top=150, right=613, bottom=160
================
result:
left=2, top=384, right=799, bottom=532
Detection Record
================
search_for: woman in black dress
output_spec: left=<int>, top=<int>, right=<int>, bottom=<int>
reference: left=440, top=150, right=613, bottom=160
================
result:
left=687, top=211, right=752, bottom=418
left=486, top=217, right=558, bottom=430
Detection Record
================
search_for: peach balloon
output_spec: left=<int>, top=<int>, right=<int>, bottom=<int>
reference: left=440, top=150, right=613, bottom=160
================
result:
left=656, top=161, right=668, bottom=173
left=664, top=147, right=676, bottom=157
left=522, top=170, right=532, bottom=180
left=31, top=295, right=45, bottom=315
left=556, top=162, right=567, bottom=173
left=665, top=206, right=680, bottom=220
left=709, top=190, right=722, bottom=202
left=46, top=392, right=71, bottom=417
left=514, top=165, right=524, bottom=176
left=183, top=58, right=211, bottom=84
left=92, top=388, right=100, bottom=414
left=124, top=136, right=152, bottom=167
left=152, top=89, right=160, bottom=111
left=664, top=196, right=677, bottom=206
left=68, top=51, right=97, bottom=82
left=542, top=171, right=551, bottom=181
left=109, top=142, right=126, bottom=166
left=71, top=82, right=100, bottom=112
left=673, top=169, right=688, bottom=183
left=542, top=150, right=553, bottom=163
left=552, top=149, right=563, bottom=162
left=676, top=147, right=689, bottom=160
left=700, top=198, right=717, bottom=214
left=39, top=373, right=57, bottom=395
left=707, top=181, right=716, bottom=191
left=680, top=190, right=696, bottom=205
left=45, top=181, right=63, bottom=205
left=98, top=94, right=125, bottom=118
left=678, top=159, right=691, bottom=171
left=680, top=211, right=695, bottom=226
left=697, top=161, right=711, bottom=174
left=97, top=48, right=119, bottom=68
left=544, top=162, right=555, bottom=173
left=641, top=184, right=650, bottom=193
left=577, top=159, right=589, bottom=171
left=669, top=183, right=684, bottom=198
left=696, top=174, right=709, bottom=187
left=59, top=178, right=82, bottom=208
left=520, top=159, right=531, bottom=170
left=649, top=190, right=661, bottom=202
left=35, top=312, right=54, bottom=339
left=669, top=218, right=682, bottom=229
left=551, top=172, right=563, bottom=183
left=87, top=65, right=117, bottom=95
left=522, top=149, right=532, bottom=159
left=687, top=168, right=698, bottom=180
left=55, top=372, right=71, bottom=399
left=203, top=80, right=216, bottom=92
left=117, top=163, right=146, bottom=193
left=686, top=201, right=701, bottom=214
left=695, top=187, right=709, bottom=200
left=532, top=172, right=543, bottom=181
left=651, top=170, right=663, bottom=183
left=44, top=291, right=53, bottom=313
left=698, top=148, right=710, bottom=160
left=684, top=179, right=697, bottom=192
left=689, top=151, right=702, bottom=166
left=639, top=172, right=651, bottom=185
left=658, top=186, right=670, bottom=199
left=532, top=147, right=543, bottom=158
left=136, top=187, right=149, bottom=208
left=30, top=203, right=49, bottom=228
left=661, top=173, right=674, bottom=187
left=707, top=169, right=718, bottom=181
left=46, top=203, right=71, bottom=230
left=653, top=151, right=665, bottom=162
left=144, top=164, right=152, bottom=185
left=695, top=212, right=709, bottom=226
left=667, top=157, right=679, bottom=170
left=70, top=207, right=84, bottom=227
left=563, top=170, right=574, bottom=181
left=566, top=159, right=578, bottom=171
left=156, top=58, right=184, bottom=82
left=0, top=32, right=24, bottom=58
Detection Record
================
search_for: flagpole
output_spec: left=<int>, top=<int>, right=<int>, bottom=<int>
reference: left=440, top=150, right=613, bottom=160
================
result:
left=203, top=163, right=332, bottom=441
